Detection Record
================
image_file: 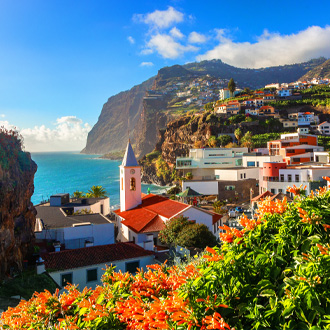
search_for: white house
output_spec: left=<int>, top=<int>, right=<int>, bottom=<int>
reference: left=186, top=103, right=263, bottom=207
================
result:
left=176, top=147, right=248, bottom=180
left=42, top=242, right=155, bottom=290
left=318, top=121, right=330, bottom=135
left=114, top=142, right=223, bottom=247
left=35, top=196, right=114, bottom=249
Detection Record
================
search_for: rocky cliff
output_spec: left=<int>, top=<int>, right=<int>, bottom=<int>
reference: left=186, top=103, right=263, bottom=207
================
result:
left=82, top=58, right=326, bottom=158
left=299, top=58, right=330, bottom=80
left=0, top=130, right=37, bottom=280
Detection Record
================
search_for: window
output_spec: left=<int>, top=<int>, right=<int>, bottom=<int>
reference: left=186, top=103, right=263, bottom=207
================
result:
left=288, top=174, right=292, bottom=182
left=295, top=174, right=300, bottom=182
left=100, top=204, right=104, bottom=214
left=130, top=177, right=136, bottom=191
left=244, top=173, right=246, bottom=178
left=271, top=189, right=276, bottom=194
left=87, top=268, right=97, bottom=282
left=279, top=189, right=283, bottom=193
left=225, top=185, right=235, bottom=191
left=126, top=261, right=140, bottom=274
left=240, top=174, right=243, bottom=179
left=280, top=174, right=284, bottom=182
left=215, top=175, right=220, bottom=179
left=61, top=273, right=73, bottom=287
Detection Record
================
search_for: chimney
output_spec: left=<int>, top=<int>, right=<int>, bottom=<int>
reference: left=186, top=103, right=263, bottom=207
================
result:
left=53, top=241, right=61, bottom=252
left=36, top=257, right=45, bottom=274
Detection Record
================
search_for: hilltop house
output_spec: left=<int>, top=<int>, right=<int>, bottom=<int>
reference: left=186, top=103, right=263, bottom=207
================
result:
left=113, top=142, right=223, bottom=247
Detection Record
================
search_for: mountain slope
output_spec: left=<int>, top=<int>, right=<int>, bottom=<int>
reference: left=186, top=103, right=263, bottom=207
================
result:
left=82, top=58, right=327, bottom=156
left=299, top=58, right=330, bottom=80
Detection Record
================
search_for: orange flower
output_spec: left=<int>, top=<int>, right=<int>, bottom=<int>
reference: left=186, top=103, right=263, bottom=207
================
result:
left=287, top=184, right=307, bottom=196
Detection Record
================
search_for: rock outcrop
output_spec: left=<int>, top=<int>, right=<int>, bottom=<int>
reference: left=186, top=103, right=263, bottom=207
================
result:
left=82, top=58, right=326, bottom=158
left=0, top=131, right=37, bottom=280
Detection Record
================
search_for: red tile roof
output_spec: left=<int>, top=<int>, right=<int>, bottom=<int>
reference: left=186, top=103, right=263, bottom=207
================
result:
left=114, top=194, right=190, bottom=233
left=251, top=191, right=273, bottom=202
left=211, top=213, right=223, bottom=224
left=44, top=242, right=154, bottom=271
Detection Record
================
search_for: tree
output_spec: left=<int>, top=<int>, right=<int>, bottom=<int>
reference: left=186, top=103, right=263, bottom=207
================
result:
left=228, top=78, right=236, bottom=97
left=234, top=128, right=243, bottom=144
left=176, top=223, right=218, bottom=249
left=208, top=135, right=218, bottom=148
left=72, top=191, right=85, bottom=198
left=87, top=185, right=107, bottom=198
left=217, top=135, right=232, bottom=147
left=241, top=131, right=254, bottom=149
left=159, top=216, right=217, bottom=249
left=185, top=172, right=193, bottom=180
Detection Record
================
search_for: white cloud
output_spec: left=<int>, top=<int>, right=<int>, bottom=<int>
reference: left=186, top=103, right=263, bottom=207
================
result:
left=134, top=6, right=184, bottom=29
left=0, top=114, right=5, bottom=118
left=197, top=26, right=330, bottom=68
left=188, top=31, right=207, bottom=44
left=140, top=62, right=154, bottom=67
left=127, top=36, right=135, bottom=44
left=145, top=33, right=198, bottom=59
left=170, top=27, right=184, bottom=39
left=1, top=116, right=91, bottom=152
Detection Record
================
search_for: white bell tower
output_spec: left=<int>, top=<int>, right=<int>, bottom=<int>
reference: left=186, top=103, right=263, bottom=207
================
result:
left=120, top=141, right=142, bottom=212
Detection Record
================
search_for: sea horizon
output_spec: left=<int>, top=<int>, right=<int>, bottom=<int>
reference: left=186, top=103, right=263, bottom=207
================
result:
left=30, top=151, right=166, bottom=208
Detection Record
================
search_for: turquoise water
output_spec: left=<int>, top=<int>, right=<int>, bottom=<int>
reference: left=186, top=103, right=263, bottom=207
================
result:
left=31, top=152, right=166, bottom=208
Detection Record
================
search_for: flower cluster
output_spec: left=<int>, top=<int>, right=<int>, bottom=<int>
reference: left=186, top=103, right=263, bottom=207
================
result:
left=219, top=224, right=243, bottom=243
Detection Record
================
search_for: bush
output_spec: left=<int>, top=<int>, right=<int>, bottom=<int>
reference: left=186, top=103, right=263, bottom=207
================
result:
left=3, top=183, right=330, bottom=329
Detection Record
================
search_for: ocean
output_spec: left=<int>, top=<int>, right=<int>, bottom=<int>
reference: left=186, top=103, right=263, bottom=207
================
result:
left=30, top=152, right=166, bottom=208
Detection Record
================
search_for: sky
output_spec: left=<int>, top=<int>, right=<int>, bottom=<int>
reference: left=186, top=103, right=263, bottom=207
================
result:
left=0, top=0, right=330, bottom=152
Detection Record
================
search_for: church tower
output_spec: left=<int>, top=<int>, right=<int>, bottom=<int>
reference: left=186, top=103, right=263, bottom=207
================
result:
left=120, top=141, right=142, bottom=212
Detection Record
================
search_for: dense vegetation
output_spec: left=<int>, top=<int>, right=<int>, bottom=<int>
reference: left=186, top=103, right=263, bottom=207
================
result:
left=2, top=181, right=330, bottom=329
left=159, top=216, right=218, bottom=249
left=0, top=127, right=29, bottom=172
left=269, top=86, right=330, bottom=108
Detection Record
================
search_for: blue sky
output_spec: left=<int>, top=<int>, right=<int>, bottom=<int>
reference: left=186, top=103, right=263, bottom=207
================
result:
left=0, top=0, right=330, bottom=151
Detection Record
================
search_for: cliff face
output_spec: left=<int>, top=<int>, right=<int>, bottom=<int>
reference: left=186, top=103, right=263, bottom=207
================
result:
left=82, top=58, right=326, bottom=158
left=0, top=134, right=37, bottom=280
left=81, top=77, right=155, bottom=155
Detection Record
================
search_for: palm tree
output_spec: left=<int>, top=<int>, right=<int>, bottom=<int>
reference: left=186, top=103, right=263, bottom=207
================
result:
left=87, top=185, right=107, bottom=198
left=72, top=191, right=85, bottom=198
left=234, top=128, right=243, bottom=145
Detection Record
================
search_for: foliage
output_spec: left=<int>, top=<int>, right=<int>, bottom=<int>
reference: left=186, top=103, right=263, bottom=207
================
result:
left=158, top=216, right=189, bottom=246
left=251, top=132, right=291, bottom=148
left=228, top=114, right=246, bottom=124
left=234, top=128, right=243, bottom=143
left=87, top=185, right=107, bottom=198
left=185, top=172, right=193, bottom=180
left=3, top=183, right=330, bottom=329
left=176, top=223, right=218, bottom=249
left=155, top=156, right=171, bottom=181
left=72, top=191, right=85, bottom=198
left=204, top=102, right=214, bottom=111
left=0, top=270, right=57, bottom=301
left=159, top=216, right=217, bottom=249
left=208, top=135, right=218, bottom=147
left=145, top=150, right=161, bottom=162
left=217, top=135, right=232, bottom=147
left=228, top=78, right=236, bottom=96
left=0, top=127, right=25, bottom=171
left=241, top=131, right=254, bottom=149
left=225, top=142, right=239, bottom=148
left=166, top=185, right=181, bottom=195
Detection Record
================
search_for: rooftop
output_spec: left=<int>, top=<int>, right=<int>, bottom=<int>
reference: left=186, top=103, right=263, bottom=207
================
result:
left=35, top=205, right=111, bottom=229
left=44, top=242, right=154, bottom=271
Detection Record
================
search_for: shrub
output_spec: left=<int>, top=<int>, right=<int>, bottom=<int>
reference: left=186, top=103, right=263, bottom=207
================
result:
left=2, top=183, right=330, bottom=329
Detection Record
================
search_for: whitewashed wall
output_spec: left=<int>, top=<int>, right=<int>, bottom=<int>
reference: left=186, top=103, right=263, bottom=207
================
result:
left=49, top=255, right=155, bottom=292
left=182, top=181, right=218, bottom=195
